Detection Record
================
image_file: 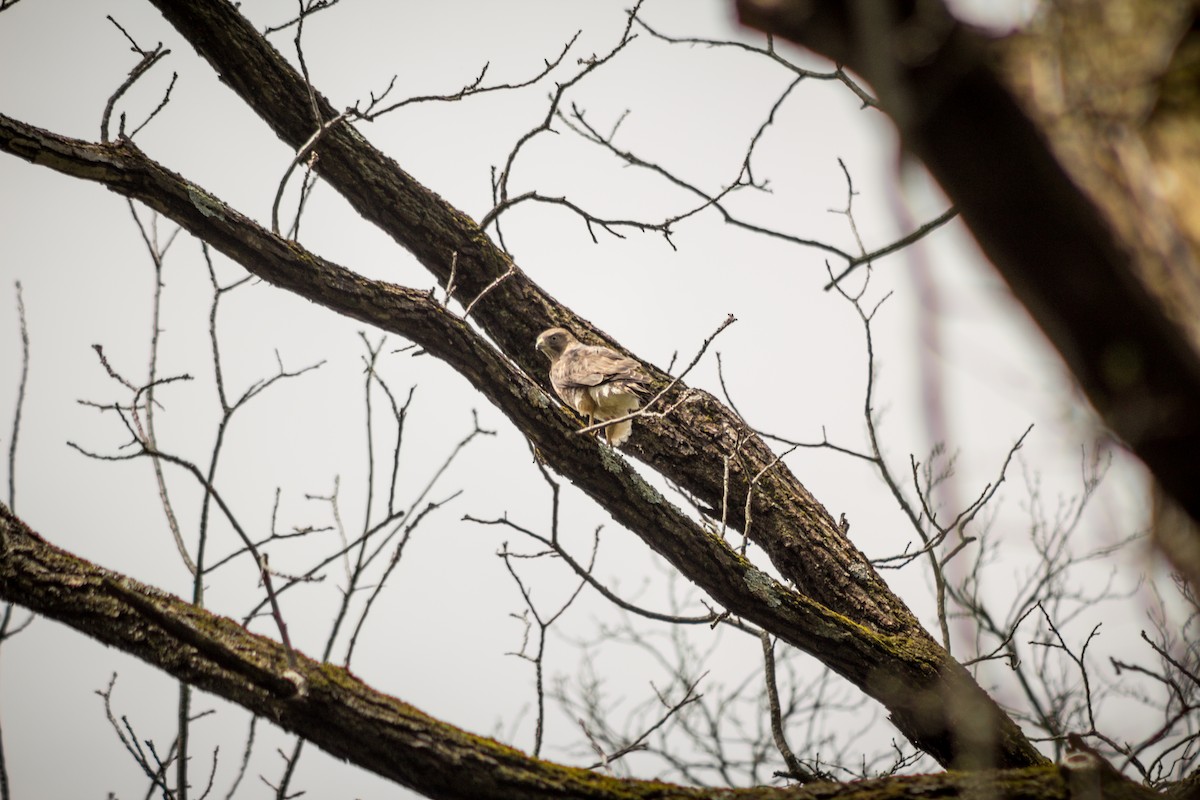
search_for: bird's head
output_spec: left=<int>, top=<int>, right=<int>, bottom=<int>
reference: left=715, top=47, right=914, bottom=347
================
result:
left=535, top=327, right=577, bottom=360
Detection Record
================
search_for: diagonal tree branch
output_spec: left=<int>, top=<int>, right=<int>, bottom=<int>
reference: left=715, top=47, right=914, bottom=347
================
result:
left=139, top=0, right=925, bottom=645
left=0, top=501, right=1153, bottom=799
left=0, top=112, right=1045, bottom=769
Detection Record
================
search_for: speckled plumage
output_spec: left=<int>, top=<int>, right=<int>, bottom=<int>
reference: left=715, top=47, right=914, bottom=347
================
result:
left=535, top=327, right=651, bottom=446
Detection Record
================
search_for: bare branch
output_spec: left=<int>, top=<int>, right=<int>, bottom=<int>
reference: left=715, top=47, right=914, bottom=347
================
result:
left=584, top=674, right=706, bottom=771
left=632, top=17, right=878, bottom=109
left=6, top=282, right=27, bottom=511
left=270, top=108, right=353, bottom=236
left=560, top=105, right=851, bottom=261
left=263, top=0, right=342, bottom=36
left=463, top=264, right=516, bottom=320
left=824, top=207, right=959, bottom=290
left=492, top=3, right=645, bottom=210
left=360, top=31, right=581, bottom=120
left=761, top=633, right=820, bottom=783
left=223, top=715, right=257, bottom=800
left=101, top=17, right=172, bottom=143
left=465, top=513, right=720, bottom=627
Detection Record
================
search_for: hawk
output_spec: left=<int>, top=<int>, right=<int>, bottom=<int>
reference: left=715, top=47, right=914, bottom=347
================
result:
left=535, top=327, right=652, bottom=446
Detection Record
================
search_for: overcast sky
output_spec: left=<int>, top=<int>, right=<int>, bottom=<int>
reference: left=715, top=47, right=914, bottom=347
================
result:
left=0, top=1, right=1165, bottom=797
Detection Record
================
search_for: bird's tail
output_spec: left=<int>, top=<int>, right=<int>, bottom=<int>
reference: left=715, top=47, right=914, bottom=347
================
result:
left=605, top=419, right=633, bottom=446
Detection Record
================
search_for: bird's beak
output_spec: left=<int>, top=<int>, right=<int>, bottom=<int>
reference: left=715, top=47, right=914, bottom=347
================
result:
left=535, top=335, right=547, bottom=354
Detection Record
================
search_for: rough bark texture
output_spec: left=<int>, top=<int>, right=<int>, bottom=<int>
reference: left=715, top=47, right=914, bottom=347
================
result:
left=0, top=0, right=1051, bottom=770
left=2, top=0, right=1193, bottom=793
left=0, top=501, right=775, bottom=799
left=140, top=0, right=917, bottom=640
left=734, top=0, right=1200, bottom=555
left=0, top=114, right=1042, bottom=770
left=0, top=502, right=1158, bottom=800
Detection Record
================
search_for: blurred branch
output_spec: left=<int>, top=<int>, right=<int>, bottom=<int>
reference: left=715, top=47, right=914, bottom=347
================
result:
left=737, top=0, right=1200, bottom=541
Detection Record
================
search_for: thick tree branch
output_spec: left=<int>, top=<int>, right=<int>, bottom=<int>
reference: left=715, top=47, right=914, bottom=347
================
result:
left=140, top=0, right=925, bottom=645
left=0, top=501, right=709, bottom=799
left=0, top=500, right=1163, bottom=800
left=0, top=113, right=1044, bottom=769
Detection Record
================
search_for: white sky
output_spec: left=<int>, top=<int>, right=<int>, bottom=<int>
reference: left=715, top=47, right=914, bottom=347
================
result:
left=0, top=1, right=1171, bottom=797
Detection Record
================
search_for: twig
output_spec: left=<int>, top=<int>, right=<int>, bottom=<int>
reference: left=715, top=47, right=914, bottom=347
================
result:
left=101, top=17, right=171, bottom=142
left=491, top=2, right=644, bottom=210
left=263, top=0, right=342, bottom=36
left=125, top=203, right=197, bottom=578
left=465, top=513, right=719, bottom=626
left=561, top=105, right=849, bottom=260
left=259, top=554, right=298, bottom=670
left=95, top=673, right=176, bottom=796
left=1031, top=605, right=1102, bottom=733
left=128, top=71, right=178, bottom=140
left=67, top=438, right=304, bottom=669
left=270, top=108, right=353, bottom=236
left=7, top=282, right=28, bottom=511
left=961, top=603, right=1041, bottom=668
left=761, top=633, right=819, bottom=783
left=633, top=17, right=878, bottom=109
left=462, top=264, right=516, bottom=319
left=223, top=716, right=257, bottom=800
left=343, top=491, right=462, bottom=666
left=584, top=674, right=706, bottom=770
left=824, top=207, right=958, bottom=290
left=478, top=191, right=688, bottom=248
left=500, top=535, right=593, bottom=757
left=443, top=251, right=459, bottom=305
left=358, top=31, right=580, bottom=120
left=741, top=445, right=798, bottom=555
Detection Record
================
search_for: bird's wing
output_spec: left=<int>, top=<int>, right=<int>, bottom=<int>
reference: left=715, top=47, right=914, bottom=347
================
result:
left=556, top=345, right=649, bottom=389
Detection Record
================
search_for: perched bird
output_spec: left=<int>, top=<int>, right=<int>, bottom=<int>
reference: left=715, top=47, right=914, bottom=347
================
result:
left=535, top=327, right=651, bottom=446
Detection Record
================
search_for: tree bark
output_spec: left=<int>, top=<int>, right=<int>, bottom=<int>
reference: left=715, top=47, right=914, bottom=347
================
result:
left=139, top=0, right=920, bottom=639
left=0, top=502, right=1157, bottom=799
left=0, top=111, right=1044, bottom=770
left=0, top=0, right=1082, bottom=774
left=130, top=0, right=1048, bottom=765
